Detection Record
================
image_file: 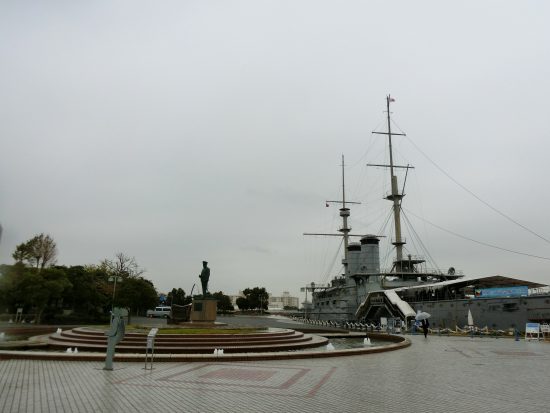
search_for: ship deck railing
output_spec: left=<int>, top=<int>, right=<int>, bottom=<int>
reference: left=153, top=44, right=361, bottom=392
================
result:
left=380, top=268, right=464, bottom=277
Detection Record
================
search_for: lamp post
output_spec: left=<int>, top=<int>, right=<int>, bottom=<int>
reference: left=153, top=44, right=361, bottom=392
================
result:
left=109, top=276, right=123, bottom=310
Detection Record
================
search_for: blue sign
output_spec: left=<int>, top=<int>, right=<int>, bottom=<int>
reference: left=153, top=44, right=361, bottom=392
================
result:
left=526, top=323, right=540, bottom=331
left=474, top=286, right=528, bottom=298
left=525, top=323, right=541, bottom=339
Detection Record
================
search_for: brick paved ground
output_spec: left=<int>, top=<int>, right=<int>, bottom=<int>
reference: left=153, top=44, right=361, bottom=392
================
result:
left=1, top=335, right=549, bottom=412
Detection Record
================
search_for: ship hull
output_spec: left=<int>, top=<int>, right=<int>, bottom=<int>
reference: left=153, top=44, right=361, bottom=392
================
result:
left=310, top=285, right=550, bottom=331
left=409, top=295, right=550, bottom=331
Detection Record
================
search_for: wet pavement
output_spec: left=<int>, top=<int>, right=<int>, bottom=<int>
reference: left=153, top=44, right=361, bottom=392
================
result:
left=1, top=331, right=549, bottom=412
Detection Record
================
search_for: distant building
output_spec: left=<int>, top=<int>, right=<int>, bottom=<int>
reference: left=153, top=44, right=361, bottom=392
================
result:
left=268, top=291, right=299, bottom=311
left=228, top=292, right=244, bottom=307
left=229, top=290, right=299, bottom=311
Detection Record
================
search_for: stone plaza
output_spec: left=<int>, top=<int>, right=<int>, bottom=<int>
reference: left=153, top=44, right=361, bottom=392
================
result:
left=1, top=333, right=549, bottom=412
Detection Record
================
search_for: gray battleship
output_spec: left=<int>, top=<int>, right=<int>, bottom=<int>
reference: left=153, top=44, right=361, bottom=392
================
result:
left=305, top=96, right=550, bottom=331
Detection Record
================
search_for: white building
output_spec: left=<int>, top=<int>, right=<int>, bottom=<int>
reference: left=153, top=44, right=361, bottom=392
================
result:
left=229, top=290, right=299, bottom=311
left=228, top=292, right=244, bottom=308
left=268, top=291, right=299, bottom=311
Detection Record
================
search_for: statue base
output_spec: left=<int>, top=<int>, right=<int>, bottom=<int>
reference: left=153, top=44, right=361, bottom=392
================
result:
left=190, top=299, right=217, bottom=322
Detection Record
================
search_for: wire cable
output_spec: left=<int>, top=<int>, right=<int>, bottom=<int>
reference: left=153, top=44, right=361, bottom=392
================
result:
left=320, top=237, right=344, bottom=284
left=401, top=210, right=441, bottom=271
left=405, top=135, right=550, bottom=245
left=404, top=208, right=550, bottom=261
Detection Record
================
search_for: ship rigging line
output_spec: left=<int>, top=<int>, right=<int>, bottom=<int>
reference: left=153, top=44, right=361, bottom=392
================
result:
left=404, top=208, right=550, bottom=261
left=379, top=210, right=395, bottom=269
left=321, top=237, right=345, bottom=284
left=401, top=210, right=441, bottom=271
left=402, top=132, right=550, bottom=245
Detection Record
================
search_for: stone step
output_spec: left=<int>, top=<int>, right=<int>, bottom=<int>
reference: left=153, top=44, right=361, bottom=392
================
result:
left=48, top=327, right=326, bottom=354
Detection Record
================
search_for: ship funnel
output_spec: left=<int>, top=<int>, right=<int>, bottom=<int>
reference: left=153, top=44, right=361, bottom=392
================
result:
left=360, top=235, right=380, bottom=274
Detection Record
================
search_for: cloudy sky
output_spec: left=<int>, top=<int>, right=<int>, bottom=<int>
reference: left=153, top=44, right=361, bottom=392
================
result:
left=1, top=1, right=550, bottom=300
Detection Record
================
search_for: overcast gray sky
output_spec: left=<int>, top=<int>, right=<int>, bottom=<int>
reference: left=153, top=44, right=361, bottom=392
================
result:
left=1, top=1, right=550, bottom=300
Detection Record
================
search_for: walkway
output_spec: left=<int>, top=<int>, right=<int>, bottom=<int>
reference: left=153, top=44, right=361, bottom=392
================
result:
left=1, top=334, right=548, bottom=412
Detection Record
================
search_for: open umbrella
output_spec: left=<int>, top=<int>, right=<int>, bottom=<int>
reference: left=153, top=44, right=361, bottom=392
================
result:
left=415, top=311, right=431, bottom=321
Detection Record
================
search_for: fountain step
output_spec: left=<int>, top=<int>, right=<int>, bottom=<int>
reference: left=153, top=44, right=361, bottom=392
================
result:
left=48, top=327, right=326, bottom=354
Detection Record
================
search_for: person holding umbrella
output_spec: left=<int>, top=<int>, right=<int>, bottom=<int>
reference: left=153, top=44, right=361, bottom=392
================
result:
left=415, top=311, right=431, bottom=338
left=421, top=319, right=429, bottom=338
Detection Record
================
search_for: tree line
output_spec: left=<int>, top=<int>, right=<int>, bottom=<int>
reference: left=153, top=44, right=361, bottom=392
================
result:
left=0, top=233, right=235, bottom=323
left=235, top=287, right=269, bottom=311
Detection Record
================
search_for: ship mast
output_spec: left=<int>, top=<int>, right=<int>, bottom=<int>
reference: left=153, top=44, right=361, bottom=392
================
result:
left=304, top=155, right=361, bottom=265
left=339, top=154, right=350, bottom=259
left=386, top=96, right=405, bottom=267
left=371, top=95, right=409, bottom=272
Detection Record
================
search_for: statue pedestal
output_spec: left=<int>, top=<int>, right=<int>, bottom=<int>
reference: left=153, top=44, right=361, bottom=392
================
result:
left=190, top=299, right=217, bottom=323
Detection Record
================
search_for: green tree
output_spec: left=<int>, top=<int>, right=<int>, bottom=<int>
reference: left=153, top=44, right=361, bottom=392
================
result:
left=59, top=265, right=110, bottom=319
left=167, top=288, right=191, bottom=306
left=211, top=291, right=234, bottom=312
left=242, top=287, right=268, bottom=311
left=16, top=267, right=71, bottom=323
left=236, top=296, right=250, bottom=311
left=0, top=264, right=72, bottom=323
left=98, top=253, right=151, bottom=312
left=116, top=277, right=158, bottom=316
left=0, top=264, right=23, bottom=313
left=12, top=233, right=58, bottom=270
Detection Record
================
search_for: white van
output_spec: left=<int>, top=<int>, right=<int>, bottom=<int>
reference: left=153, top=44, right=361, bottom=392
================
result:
left=146, top=306, right=172, bottom=318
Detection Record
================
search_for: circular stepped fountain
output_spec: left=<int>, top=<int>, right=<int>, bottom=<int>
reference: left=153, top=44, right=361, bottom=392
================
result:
left=48, top=327, right=328, bottom=354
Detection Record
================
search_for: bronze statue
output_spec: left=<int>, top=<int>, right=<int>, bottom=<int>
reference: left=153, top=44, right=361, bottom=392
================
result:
left=199, top=261, right=210, bottom=296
